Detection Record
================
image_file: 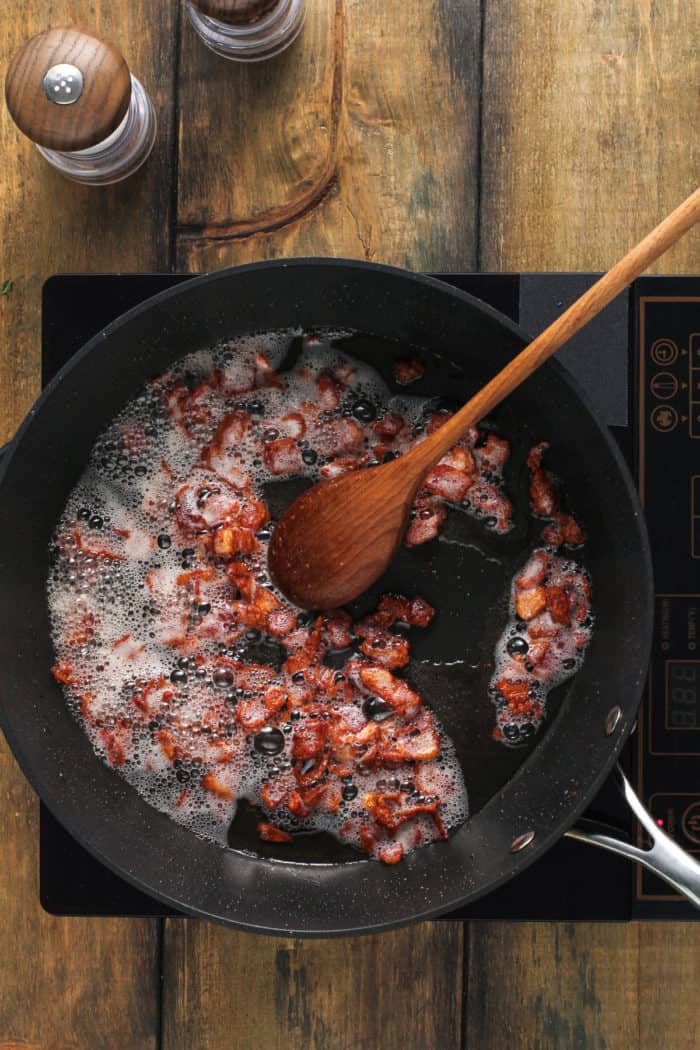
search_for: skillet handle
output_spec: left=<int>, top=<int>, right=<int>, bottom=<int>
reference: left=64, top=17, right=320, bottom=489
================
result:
left=565, top=765, right=700, bottom=910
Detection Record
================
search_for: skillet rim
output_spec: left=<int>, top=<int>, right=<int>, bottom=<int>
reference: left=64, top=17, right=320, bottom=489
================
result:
left=0, top=258, right=653, bottom=935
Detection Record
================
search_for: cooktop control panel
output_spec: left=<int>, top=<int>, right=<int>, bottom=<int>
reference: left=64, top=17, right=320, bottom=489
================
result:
left=633, top=278, right=700, bottom=915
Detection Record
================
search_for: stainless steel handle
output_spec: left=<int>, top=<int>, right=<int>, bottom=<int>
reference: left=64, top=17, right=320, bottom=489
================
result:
left=566, top=765, right=700, bottom=910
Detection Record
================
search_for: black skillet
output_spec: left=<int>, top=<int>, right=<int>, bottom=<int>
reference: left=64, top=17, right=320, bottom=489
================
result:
left=0, top=259, right=697, bottom=935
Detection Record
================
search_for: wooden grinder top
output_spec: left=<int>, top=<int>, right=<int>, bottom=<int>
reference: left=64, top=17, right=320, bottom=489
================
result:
left=189, top=0, right=281, bottom=25
left=5, top=27, right=132, bottom=152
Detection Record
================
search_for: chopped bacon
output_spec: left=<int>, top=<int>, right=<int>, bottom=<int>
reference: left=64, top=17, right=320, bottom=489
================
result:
left=359, top=632, right=410, bottom=669
left=378, top=841, right=405, bottom=864
left=324, top=610, right=353, bottom=649
left=267, top=608, right=298, bottom=637
left=424, top=465, right=473, bottom=503
left=201, top=772, right=234, bottom=800
left=516, top=550, right=549, bottom=589
left=359, top=666, right=421, bottom=719
left=257, top=822, right=293, bottom=843
left=405, top=496, right=447, bottom=547
left=515, top=586, right=547, bottom=622
left=292, top=719, right=329, bottom=760
left=473, top=433, right=510, bottom=471
left=496, top=678, right=532, bottom=716
left=261, top=780, right=289, bottom=810
left=372, top=413, right=405, bottom=439
left=320, top=454, right=370, bottom=479
left=263, top=438, right=304, bottom=476
left=466, top=481, right=512, bottom=530
left=253, top=351, right=284, bottom=390
left=394, top=357, right=425, bottom=385
left=51, top=661, right=78, bottom=686
left=317, top=373, right=342, bottom=410
left=546, top=586, right=570, bottom=626
left=281, top=412, right=306, bottom=439
left=316, top=418, right=364, bottom=456
left=213, top=526, right=258, bottom=558
left=99, top=727, right=129, bottom=767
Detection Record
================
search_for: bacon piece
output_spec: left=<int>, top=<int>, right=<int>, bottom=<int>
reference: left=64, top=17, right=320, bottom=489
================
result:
left=405, top=496, right=447, bottom=547
left=372, top=413, right=405, bottom=439
left=359, top=666, right=422, bottom=719
left=496, top=678, right=532, bottom=716
left=257, top=822, right=293, bottom=843
left=283, top=617, right=325, bottom=675
left=201, top=772, right=234, bottom=800
left=364, top=791, right=445, bottom=835
left=213, top=526, right=258, bottom=558
left=425, top=410, right=454, bottom=435
left=528, top=613, right=559, bottom=639
left=292, top=719, right=329, bottom=760
left=516, top=550, right=549, bottom=589
left=267, top=608, right=298, bottom=637
left=439, top=447, right=475, bottom=474
left=316, top=418, right=364, bottom=456
left=378, top=842, right=405, bottom=864
left=99, top=727, right=129, bottom=767
left=359, top=632, right=410, bottom=669
left=324, top=610, right=353, bottom=649
left=263, top=438, right=304, bottom=476
left=515, top=586, right=547, bottom=622
left=394, top=357, right=425, bottom=385
left=51, top=661, right=79, bottom=686
left=424, top=465, right=473, bottom=503
left=317, top=373, right=342, bottom=410
left=380, top=723, right=440, bottom=762
left=473, top=433, right=510, bottom=472
left=281, top=412, right=306, bottom=439
left=466, top=481, right=512, bottom=529
left=261, top=780, right=289, bottom=810
left=253, top=351, right=284, bottom=390
left=320, top=454, right=370, bottom=479
left=546, top=586, right=571, bottom=626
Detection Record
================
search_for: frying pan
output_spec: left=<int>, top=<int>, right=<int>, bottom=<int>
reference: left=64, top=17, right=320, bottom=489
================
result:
left=0, top=259, right=698, bottom=936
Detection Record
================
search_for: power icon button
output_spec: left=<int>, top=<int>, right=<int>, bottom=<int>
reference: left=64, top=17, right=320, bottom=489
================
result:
left=651, top=338, right=679, bottom=366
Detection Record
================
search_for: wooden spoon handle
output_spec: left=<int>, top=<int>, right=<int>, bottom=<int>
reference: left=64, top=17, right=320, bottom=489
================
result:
left=408, top=185, right=700, bottom=472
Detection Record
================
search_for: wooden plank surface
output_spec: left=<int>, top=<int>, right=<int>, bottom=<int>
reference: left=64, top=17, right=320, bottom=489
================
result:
left=175, top=0, right=482, bottom=271
left=163, top=922, right=464, bottom=1050
left=165, top=2, right=481, bottom=1047
left=0, top=2, right=177, bottom=1046
left=1, top=0, right=699, bottom=1048
left=474, top=2, right=700, bottom=1048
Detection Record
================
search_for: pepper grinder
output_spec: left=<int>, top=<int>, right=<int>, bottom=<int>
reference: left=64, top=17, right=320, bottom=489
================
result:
left=4, top=27, right=157, bottom=186
left=187, top=0, right=306, bottom=61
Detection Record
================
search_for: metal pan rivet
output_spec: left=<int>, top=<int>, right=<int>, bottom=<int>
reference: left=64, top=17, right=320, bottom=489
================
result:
left=511, top=831, right=535, bottom=853
left=605, top=705, right=623, bottom=736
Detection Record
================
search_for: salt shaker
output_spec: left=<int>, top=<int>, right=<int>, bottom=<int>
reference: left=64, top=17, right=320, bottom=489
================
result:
left=4, top=27, right=157, bottom=186
left=187, top=0, right=306, bottom=61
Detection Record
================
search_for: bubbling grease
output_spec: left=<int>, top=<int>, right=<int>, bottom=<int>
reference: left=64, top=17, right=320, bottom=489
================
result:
left=49, top=332, right=480, bottom=859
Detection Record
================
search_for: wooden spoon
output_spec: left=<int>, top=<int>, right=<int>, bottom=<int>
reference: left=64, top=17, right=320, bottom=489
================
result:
left=269, top=187, right=700, bottom=609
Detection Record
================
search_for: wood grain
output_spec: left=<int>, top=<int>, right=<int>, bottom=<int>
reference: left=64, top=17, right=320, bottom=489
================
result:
left=175, top=0, right=482, bottom=271
left=0, top=1, right=177, bottom=1046
left=475, top=3, right=700, bottom=1048
left=480, top=0, right=700, bottom=273
left=162, top=921, right=464, bottom=1050
left=168, top=1, right=481, bottom=1046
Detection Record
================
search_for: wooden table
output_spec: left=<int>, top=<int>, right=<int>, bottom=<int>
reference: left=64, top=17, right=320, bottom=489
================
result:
left=1, top=3, right=699, bottom=1047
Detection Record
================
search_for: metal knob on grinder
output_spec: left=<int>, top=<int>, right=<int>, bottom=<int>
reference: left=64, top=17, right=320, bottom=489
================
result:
left=4, top=27, right=156, bottom=185
left=187, top=0, right=306, bottom=60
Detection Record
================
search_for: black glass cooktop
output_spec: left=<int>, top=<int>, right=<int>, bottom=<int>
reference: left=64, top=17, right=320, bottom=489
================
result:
left=39, top=271, right=700, bottom=920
